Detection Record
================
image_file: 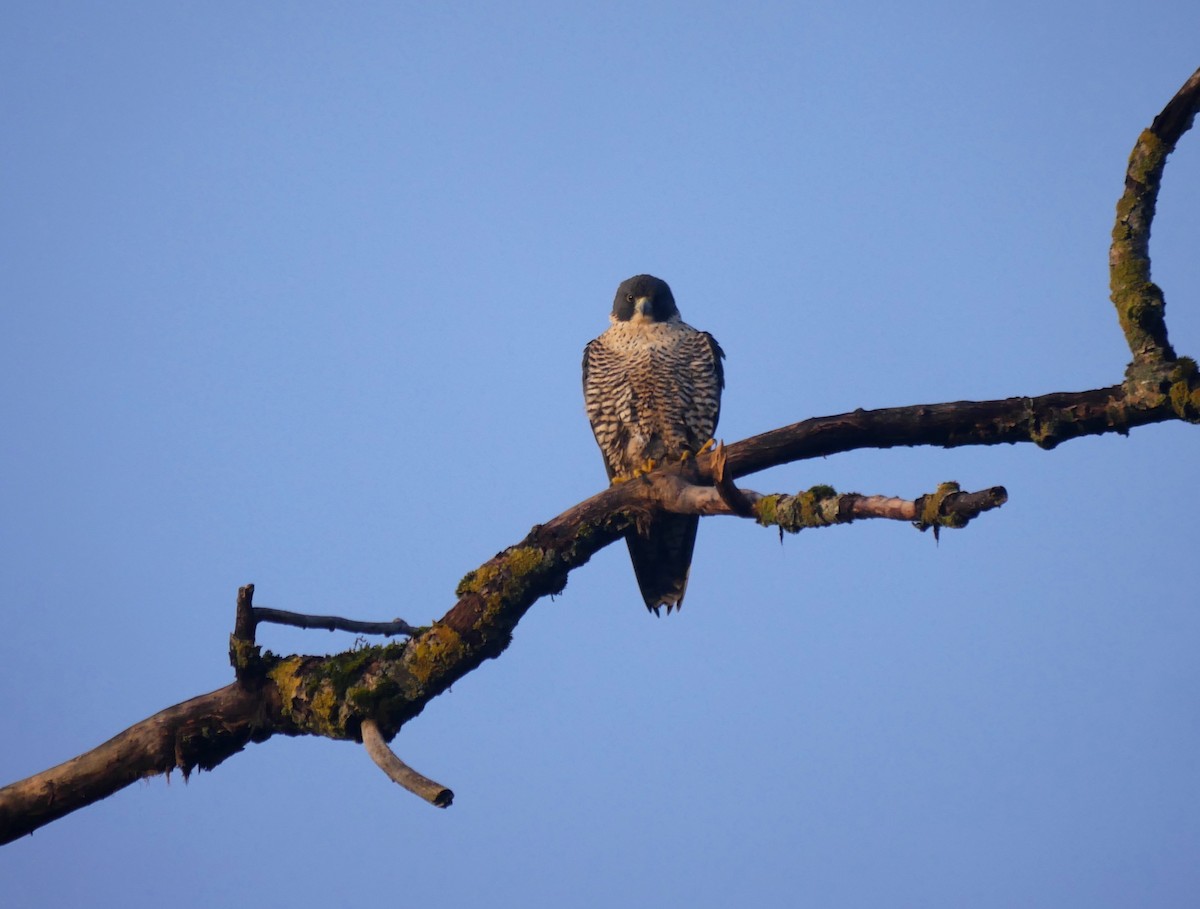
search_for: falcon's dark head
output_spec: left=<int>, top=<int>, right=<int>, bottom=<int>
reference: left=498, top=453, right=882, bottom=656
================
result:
left=612, top=274, right=679, bottom=324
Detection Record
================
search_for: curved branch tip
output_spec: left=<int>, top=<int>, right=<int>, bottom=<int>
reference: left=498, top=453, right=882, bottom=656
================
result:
left=360, top=719, right=453, bottom=809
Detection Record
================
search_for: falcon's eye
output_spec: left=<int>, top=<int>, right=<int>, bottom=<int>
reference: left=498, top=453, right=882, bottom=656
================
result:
left=626, top=293, right=635, bottom=303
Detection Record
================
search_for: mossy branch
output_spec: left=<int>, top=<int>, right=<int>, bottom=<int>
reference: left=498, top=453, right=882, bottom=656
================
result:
left=650, top=476, right=1007, bottom=535
left=750, top=481, right=1006, bottom=537
left=1110, top=66, right=1200, bottom=369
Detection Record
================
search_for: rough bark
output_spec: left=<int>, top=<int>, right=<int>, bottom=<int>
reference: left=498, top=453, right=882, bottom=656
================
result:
left=0, top=683, right=277, bottom=843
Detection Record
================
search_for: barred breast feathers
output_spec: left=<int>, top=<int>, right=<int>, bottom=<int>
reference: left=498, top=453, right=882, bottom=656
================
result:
left=583, top=319, right=724, bottom=481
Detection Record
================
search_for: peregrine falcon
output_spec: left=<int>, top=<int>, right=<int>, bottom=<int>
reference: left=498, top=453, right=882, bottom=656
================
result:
left=583, top=274, right=725, bottom=615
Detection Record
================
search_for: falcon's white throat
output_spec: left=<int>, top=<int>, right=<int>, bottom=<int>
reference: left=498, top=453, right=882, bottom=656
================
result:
left=630, top=296, right=654, bottom=324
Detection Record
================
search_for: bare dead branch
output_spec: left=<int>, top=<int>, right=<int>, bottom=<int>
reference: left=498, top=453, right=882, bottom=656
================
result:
left=0, top=683, right=274, bottom=846
left=711, top=380, right=1200, bottom=483
left=711, top=441, right=755, bottom=516
left=230, top=583, right=262, bottom=682
left=234, top=583, right=257, bottom=642
left=232, top=582, right=418, bottom=647
left=253, top=608, right=419, bottom=638
left=360, top=719, right=453, bottom=808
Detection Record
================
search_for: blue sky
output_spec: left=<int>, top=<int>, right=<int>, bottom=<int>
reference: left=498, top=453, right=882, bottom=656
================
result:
left=2, top=3, right=1199, bottom=907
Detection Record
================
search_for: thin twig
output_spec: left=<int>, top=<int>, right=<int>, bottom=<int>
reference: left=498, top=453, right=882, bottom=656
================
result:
left=360, top=719, right=453, bottom=808
left=253, top=608, right=418, bottom=637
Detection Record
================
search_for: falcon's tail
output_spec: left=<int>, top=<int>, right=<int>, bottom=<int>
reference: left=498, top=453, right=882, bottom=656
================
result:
left=626, top=514, right=700, bottom=615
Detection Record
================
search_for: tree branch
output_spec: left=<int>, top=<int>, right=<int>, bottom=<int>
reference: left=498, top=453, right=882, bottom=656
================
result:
left=0, top=683, right=275, bottom=845
left=254, top=608, right=419, bottom=638
left=360, top=720, right=453, bottom=808
left=648, top=475, right=1007, bottom=534
left=1110, top=65, right=1200, bottom=368
left=713, top=383, right=1192, bottom=483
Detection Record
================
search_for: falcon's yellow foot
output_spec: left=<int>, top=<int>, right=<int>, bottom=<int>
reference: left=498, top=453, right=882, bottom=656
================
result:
left=680, top=438, right=717, bottom=463
left=630, top=458, right=658, bottom=478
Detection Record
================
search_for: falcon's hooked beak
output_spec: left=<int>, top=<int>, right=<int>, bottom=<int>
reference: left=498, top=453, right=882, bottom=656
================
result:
left=631, top=296, right=654, bottom=324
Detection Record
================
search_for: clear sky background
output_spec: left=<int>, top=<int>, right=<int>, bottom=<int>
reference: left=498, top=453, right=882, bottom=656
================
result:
left=3, top=3, right=1199, bottom=907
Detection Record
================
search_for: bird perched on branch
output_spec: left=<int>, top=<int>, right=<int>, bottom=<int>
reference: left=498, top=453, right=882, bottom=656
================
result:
left=583, top=274, right=725, bottom=614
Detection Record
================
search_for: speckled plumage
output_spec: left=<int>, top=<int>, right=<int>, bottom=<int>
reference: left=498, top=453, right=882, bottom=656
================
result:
left=583, top=275, right=725, bottom=614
